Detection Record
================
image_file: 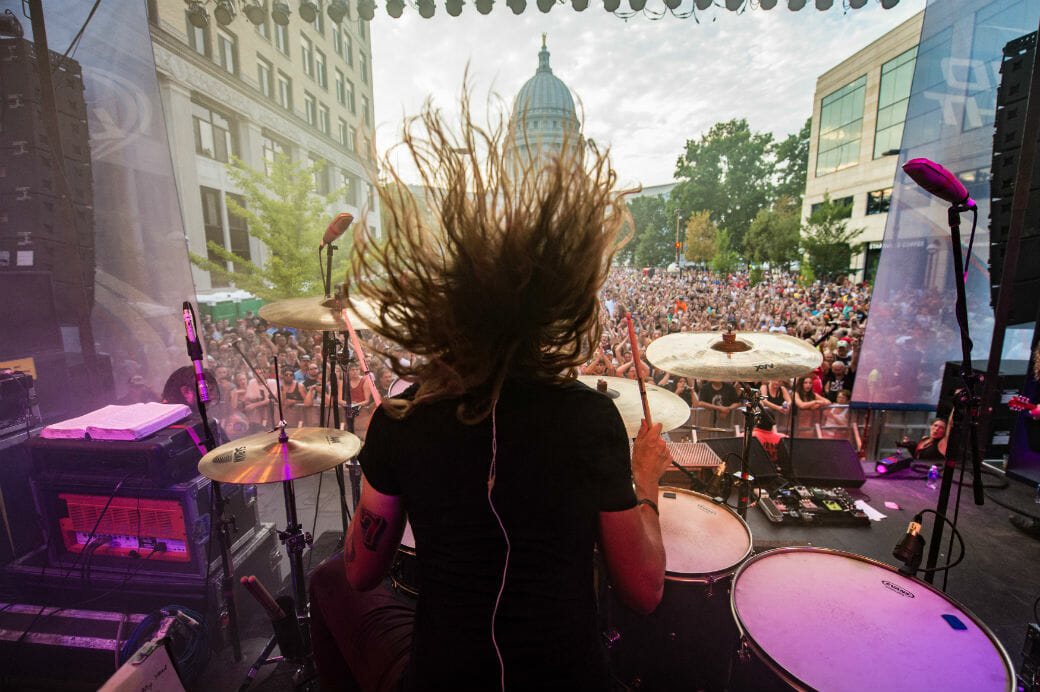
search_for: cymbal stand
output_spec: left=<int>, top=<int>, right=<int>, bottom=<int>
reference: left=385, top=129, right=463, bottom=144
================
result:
left=734, top=384, right=763, bottom=520
left=239, top=417, right=316, bottom=692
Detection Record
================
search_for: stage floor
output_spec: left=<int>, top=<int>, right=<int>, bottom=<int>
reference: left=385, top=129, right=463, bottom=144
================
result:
left=197, top=460, right=1040, bottom=692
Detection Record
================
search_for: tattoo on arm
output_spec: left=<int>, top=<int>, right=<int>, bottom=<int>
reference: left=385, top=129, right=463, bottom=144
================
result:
left=358, top=509, right=389, bottom=551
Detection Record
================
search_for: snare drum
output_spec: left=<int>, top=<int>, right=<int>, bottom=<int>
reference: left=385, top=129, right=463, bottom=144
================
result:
left=729, top=547, right=1014, bottom=692
left=608, top=487, right=752, bottom=692
left=389, top=521, right=419, bottom=598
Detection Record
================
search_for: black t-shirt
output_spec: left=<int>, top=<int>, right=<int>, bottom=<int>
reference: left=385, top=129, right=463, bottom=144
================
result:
left=697, top=381, right=739, bottom=408
left=359, top=379, right=637, bottom=692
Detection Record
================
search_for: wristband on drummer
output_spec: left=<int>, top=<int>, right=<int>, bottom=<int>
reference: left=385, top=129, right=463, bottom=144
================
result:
left=636, top=497, right=659, bottom=516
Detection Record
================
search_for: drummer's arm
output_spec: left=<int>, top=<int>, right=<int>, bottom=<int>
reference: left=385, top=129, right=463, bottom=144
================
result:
left=343, top=478, right=406, bottom=591
left=599, top=421, right=668, bottom=615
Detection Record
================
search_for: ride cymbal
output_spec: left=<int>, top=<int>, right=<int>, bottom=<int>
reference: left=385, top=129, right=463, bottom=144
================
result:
left=577, top=375, right=690, bottom=438
left=645, top=331, right=822, bottom=382
left=198, top=427, right=362, bottom=484
left=258, top=295, right=383, bottom=332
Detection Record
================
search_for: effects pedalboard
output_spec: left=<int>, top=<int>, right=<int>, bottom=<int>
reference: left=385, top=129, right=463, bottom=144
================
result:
left=757, top=485, right=870, bottom=527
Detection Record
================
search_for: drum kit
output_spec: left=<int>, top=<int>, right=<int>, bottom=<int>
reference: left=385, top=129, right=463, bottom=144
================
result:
left=197, top=301, right=1013, bottom=692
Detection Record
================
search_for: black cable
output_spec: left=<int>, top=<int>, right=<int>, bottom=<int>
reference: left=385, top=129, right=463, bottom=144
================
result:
left=308, top=470, right=325, bottom=570
left=912, top=508, right=966, bottom=576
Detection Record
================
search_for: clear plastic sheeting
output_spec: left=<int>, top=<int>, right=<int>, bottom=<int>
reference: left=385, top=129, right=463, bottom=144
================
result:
left=0, top=1, right=196, bottom=416
left=854, top=0, right=1038, bottom=408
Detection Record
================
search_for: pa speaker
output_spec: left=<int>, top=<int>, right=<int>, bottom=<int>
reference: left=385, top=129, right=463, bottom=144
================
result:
left=703, top=436, right=780, bottom=482
left=780, top=438, right=865, bottom=488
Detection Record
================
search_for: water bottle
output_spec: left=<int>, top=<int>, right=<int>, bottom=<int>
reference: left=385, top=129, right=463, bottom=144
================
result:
left=926, top=465, right=939, bottom=489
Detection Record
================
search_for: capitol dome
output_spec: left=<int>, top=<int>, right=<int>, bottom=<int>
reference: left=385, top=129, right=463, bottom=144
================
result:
left=507, top=36, right=580, bottom=163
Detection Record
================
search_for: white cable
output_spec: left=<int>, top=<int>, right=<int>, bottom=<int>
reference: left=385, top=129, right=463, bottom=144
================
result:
left=486, top=401, right=508, bottom=692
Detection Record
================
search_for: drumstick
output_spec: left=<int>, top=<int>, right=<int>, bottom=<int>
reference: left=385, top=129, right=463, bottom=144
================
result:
left=339, top=306, right=383, bottom=408
left=241, top=575, right=286, bottom=619
left=625, top=313, right=653, bottom=427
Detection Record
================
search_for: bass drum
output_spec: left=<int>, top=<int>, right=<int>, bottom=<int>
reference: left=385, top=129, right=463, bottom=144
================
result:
left=389, top=521, right=419, bottom=598
left=607, top=487, right=752, bottom=692
left=729, top=547, right=1014, bottom=692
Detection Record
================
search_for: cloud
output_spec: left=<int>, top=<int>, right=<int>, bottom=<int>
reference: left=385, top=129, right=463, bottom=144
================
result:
left=371, top=0, right=925, bottom=185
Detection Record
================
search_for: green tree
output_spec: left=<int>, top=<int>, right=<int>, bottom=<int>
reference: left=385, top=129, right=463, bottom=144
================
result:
left=189, top=155, right=347, bottom=301
left=774, top=117, right=811, bottom=204
left=745, top=195, right=802, bottom=270
left=672, top=119, right=776, bottom=252
left=801, top=195, right=863, bottom=281
left=684, top=210, right=717, bottom=264
left=709, top=227, right=740, bottom=275
left=628, top=195, right=672, bottom=267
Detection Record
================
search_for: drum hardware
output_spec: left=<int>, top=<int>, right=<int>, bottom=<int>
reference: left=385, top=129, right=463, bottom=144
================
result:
left=577, top=375, right=690, bottom=438
left=198, top=422, right=361, bottom=690
left=644, top=330, right=822, bottom=384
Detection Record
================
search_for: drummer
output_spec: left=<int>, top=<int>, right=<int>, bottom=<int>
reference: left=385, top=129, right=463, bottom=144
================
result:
left=308, top=95, right=670, bottom=692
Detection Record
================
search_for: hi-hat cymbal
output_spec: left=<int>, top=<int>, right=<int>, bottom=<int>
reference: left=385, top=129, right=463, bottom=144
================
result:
left=577, top=375, right=690, bottom=438
left=645, top=331, right=822, bottom=382
left=258, top=295, right=384, bottom=332
left=198, top=427, right=362, bottom=484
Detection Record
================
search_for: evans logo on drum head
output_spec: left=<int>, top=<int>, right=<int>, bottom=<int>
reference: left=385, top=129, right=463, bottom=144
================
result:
left=881, top=580, right=915, bottom=598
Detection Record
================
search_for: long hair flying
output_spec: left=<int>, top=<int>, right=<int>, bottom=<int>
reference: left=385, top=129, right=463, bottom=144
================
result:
left=349, top=86, right=632, bottom=423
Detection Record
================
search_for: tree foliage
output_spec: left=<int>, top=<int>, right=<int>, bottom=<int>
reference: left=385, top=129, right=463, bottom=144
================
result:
left=683, top=210, right=717, bottom=264
left=189, top=155, right=347, bottom=301
left=745, top=195, right=802, bottom=270
left=709, top=227, right=740, bottom=275
left=774, top=117, right=811, bottom=204
left=627, top=195, right=673, bottom=267
left=801, top=195, right=863, bottom=281
left=672, top=119, right=776, bottom=252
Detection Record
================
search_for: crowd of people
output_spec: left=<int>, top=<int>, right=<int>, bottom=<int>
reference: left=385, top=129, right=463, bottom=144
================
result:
left=124, top=266, right=873, bottom=447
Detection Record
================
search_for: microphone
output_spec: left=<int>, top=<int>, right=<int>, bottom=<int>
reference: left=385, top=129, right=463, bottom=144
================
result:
left=183, top=302, right=210, bottom=403
left=320, top=212, right=354, bottom=248
left=902, top=158, right=975, bottom=208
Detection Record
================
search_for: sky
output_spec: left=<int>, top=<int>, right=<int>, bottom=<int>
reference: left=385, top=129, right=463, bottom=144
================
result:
left=370, top=0, right=926, bottom=189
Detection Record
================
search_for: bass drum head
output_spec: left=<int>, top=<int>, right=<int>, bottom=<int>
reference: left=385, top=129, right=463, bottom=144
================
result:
left=730, top=547, right=1014, bottom=692
left=658, top=487, right=752, bottom=580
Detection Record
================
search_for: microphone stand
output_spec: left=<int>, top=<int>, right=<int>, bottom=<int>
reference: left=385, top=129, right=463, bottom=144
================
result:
left=923, top=202, right=983, bottom=587
left=183, top=302, right=242, bottom=662
left=734, top=384, right=762, bottom=520
left=320, top=242, right=352, bottom=546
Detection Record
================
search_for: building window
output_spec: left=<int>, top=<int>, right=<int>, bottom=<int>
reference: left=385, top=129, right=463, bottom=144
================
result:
left=338, top=118, right=348, bottom=146
left=201, top=186, right=228, bottom=287
left=254, top=14, right=270, bottom=40
left=318, top=103, right=330, bottom=135
left=810, top=195, right=854, bottom=217
left=335, top=69, right=345, bottom=105
left=257, top=57, right=273, bottom=98
left=192, top=102, right=235, bottom=162
left=343, top=32, right=353, bottom=66
left=275, top=22, right=289, bottom=55
left=226, top=192, right=252, bottom=273
left=217, top=28, right=237, bottom=75
left=346, top=79, right=356, bottom=114
left=277, top=71, right=292, bottom=110
left=332, top=25, right=342, bottom=56
left=262, top=134, right=291, bottom=176
left=301, top=35, right=314, bottom=78
left=874, top=47, right=917, bottom=159
left=360, top=51, right=369, bottom=85
left=345, top=172, right=359, bottom=205
left=866, top=188, right=892, bottom=215
left=815, top=75, right=866, bottom=176
left=349, top=126, right=358, bottom=153
left=357, top=17, right=366, bottom=41
left=361, top=95, right=370, bottom=126
left=187, top=15, right=210, bottom=57
left=312, top=0, right=325, bottom=32
left=367, top=183, right=375, bottom=208
left=315, top=49, right=327, bottom=89
left=305, top=92, right=317, bottom=126
left=311, top=156, right=329, bottom=195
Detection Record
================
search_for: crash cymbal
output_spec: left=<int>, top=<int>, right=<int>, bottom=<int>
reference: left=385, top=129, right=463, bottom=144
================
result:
left=645, top=331, right=822, bottom=382
left=578, top=375, right=690, bottom=438
left=258, top=295, right=384, bottom=332
left=198, top=427, right=361, bottom=484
